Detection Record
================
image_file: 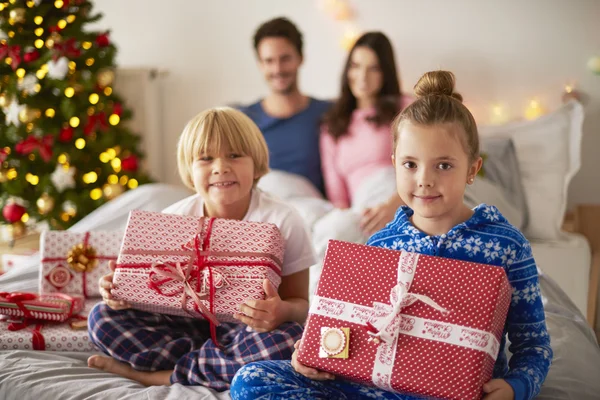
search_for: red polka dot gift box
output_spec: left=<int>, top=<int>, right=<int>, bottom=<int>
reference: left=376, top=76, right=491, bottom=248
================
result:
left=297, top=240, right=511, bottom=400
left=111, top=210, right=284, bottom=325
left=40, top=231, right=124, bottom=298
left=0, top=298, right=99, bottom=352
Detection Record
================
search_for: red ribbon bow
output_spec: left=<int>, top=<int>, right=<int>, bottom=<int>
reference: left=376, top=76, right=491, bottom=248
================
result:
left=15, top=135, right=54, bottom=162
left=0, top=44, right=21, bottom=70
left=53, top=38, right=81, bottom=60
left=84, top=112, right=108, bottom=136
left=149, top=262, right=220, bottom=327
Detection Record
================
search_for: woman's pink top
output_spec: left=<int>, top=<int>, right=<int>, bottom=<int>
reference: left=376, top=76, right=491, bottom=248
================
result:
left=320, top=96, right=412, bottom=208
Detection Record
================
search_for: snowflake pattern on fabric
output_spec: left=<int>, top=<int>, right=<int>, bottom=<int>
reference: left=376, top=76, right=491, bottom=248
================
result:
left=230, top=204, right=552, bottom=400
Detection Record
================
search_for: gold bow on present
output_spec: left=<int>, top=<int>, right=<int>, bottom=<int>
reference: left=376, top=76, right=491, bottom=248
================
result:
left=67, top=243, right=98, bottom=273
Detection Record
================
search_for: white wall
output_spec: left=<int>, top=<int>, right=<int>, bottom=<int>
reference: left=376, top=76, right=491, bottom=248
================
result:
left=92, top=0, right=600, bottom=208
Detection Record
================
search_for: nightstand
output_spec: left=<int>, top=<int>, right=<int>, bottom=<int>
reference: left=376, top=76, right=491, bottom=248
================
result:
left=564, top=205, right=600, bottom=339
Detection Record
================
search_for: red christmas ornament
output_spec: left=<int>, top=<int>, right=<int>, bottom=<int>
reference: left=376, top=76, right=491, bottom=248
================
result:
left=0, top=148, right=7, bottom=163
left=112, top=102, right=122, bottom=117
left=121, top=155, right=139, bottom=172
left=24, top=50, right=40, bottom=63
left=3, top=202, right=26, bottom=223
left=48, top=25, right=63, bottom=34
left=96, top=33, right=110, bottom=47
left=59, top=126, right=74, bottom=142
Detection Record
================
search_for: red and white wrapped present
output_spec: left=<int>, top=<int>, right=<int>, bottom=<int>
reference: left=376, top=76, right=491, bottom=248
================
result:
left=0, top=292, right=84, bottom=322
left=112, top=210, right=284, bottom=326
left=297, top=240, right=511, bottom=400
left=0, top=299, right=99, bottom=351
left=40, top=230, right=123, bottom=298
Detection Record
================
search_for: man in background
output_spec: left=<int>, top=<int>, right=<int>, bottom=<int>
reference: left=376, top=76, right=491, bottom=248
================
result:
left=240, top=17, right=331, bottom=194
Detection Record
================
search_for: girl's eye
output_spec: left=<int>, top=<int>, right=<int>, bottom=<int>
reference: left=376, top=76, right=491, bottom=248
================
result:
left=198, top=156, right=212, bottom=162
left=229, top=153, right=241, bottom=159
left=438, top=163, right=452, bottom=170
left=402, top=161, right=417, bottom=169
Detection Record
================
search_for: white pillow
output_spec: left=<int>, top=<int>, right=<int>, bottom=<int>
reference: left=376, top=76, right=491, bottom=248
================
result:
left=479, top=100, right=584, bottom=241
left=257, top=170, right=323, bottom=200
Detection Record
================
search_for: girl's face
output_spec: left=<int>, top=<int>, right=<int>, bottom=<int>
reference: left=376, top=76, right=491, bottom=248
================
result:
left=191, top=142, right=257, bottom=218
left=393, top=123, right=481, bottom=226
left=347, top=46, right=383, bottom=106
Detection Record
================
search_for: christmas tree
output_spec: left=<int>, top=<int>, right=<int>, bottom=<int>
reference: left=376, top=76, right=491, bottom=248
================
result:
left=0, top=0, right=151, bottom=240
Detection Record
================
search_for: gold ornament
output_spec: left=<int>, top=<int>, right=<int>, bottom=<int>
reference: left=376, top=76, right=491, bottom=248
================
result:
left=36, top=193, right=55, bottom=215
left=67, top=243, right=98, bottom=273
left=9, top=8, right=26, bottom=24
left=0, top=170, right=7, bottom=183
left=103, top=183, right=124, bottom=200
left=0, top=93, right=10, bottom=108
left=46, top=32, right=62, bottom=49
left=9, top=221, right=27, bottom=241
left=18, top=107, right=38, bottom=123
left=97, top=69, right=115, bottom=88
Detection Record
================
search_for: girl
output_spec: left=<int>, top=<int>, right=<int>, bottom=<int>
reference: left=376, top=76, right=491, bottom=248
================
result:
left=87, top=107, right=316, bottom=391
left=320, top=31, right=411, bottom=236
left=230, top=71, right=552, bottom=400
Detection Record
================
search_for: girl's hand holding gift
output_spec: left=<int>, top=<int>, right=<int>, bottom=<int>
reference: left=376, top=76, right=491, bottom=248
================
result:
left=483, top=379, right=515, bottom=400
left=291, top=340, right=335, bottom=381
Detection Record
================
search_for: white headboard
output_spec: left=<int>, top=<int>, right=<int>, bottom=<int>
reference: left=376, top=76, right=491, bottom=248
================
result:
left=114, top=68, right=168, bottom=182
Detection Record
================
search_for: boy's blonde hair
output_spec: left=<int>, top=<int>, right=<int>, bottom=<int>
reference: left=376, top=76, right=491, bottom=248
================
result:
left=392, top=70, right=479, bottom=162
left=177, top=107, right=270, bottom=190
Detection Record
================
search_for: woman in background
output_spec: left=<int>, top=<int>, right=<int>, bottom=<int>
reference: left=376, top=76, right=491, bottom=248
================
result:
left=320, top=31, right=412, bottom=236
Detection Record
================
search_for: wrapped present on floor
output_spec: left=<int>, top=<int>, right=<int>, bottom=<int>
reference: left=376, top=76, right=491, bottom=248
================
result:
left=111, top=210, right=284, bottom=326
left=297, top=240, right=511, bottom=400
left=0, top=292, right=84, bottom=322
left=0, top=299, right=100, bottom=351
left=40, top=231, right=123, bottom=298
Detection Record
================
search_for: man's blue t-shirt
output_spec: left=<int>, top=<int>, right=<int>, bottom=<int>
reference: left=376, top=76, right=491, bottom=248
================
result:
left=240, top=98, right=331, bottom=194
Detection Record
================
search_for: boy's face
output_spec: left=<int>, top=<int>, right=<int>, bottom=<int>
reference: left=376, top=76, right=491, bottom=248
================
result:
left=393, top=123, right=481, bottom=224
left=256, top=37, right=302, bottom=95
left=191, top=143, right=257, bottom=217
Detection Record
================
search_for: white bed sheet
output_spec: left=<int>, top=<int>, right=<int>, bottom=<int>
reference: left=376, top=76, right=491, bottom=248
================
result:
left=0, top=183, right=599, bottom=399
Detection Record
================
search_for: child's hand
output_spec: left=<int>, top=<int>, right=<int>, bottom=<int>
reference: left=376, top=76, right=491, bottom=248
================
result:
left=235, top=279, right=285, bottom=332
left=360, top=201, right=397, bottom=236
left=482, top=379, right=515, bottom=400
left=291, top=340, right=335, bottom=380
left=99, top=260, right=131, bottom=310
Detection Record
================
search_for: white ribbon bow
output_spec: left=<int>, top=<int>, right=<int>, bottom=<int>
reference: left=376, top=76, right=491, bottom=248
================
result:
left=368, top=281, right=449, bottom=344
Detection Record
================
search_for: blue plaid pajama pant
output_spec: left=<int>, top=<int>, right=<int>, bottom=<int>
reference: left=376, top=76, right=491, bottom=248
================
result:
left=230, top=361, right=425, bottom=399
left=88, top=303, right=303, bottom=391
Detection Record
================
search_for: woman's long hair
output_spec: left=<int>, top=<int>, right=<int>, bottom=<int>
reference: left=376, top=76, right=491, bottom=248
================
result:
left=322, top=32, right=402, bottom=140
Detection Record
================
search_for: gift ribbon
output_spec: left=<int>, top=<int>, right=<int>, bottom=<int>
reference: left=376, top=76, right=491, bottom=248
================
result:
left=41, top=232, right=118, bottom=298
left=7, top=319, right=45, bottom=350
left=148, top=262, right=219, bottom=326
left=308, top=252, right=502, bottom=392
left=15, top=135, right=54, bottom=162
left=0, top=292, right=80, bottom=323
left=0, top=44, right=21, bottom=70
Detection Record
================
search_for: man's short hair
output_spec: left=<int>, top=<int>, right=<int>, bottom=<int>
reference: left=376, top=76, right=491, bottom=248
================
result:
left=253, top=17, right=303, bottom=57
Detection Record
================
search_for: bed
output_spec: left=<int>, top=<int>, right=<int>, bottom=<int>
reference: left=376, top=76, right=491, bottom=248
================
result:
left=1, top=101, right=599, bottom=399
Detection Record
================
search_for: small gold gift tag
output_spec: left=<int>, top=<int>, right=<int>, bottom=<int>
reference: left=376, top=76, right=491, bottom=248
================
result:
left=319, top=327, right=350, bottom=359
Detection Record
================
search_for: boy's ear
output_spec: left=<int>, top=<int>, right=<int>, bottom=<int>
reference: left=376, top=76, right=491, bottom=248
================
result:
left=391, top=154, right=396, bottom=168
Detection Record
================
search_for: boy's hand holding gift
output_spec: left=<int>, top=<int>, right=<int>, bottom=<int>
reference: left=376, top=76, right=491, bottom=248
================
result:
left=235, top=279, right=284, bottom=333
left=98, top=261, right=130, bottom=311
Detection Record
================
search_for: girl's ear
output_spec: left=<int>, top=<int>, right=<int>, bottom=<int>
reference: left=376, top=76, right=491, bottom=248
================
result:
left=391, top=154, right=396, bottom=168
left=467, top=156, right=483, bottom=182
